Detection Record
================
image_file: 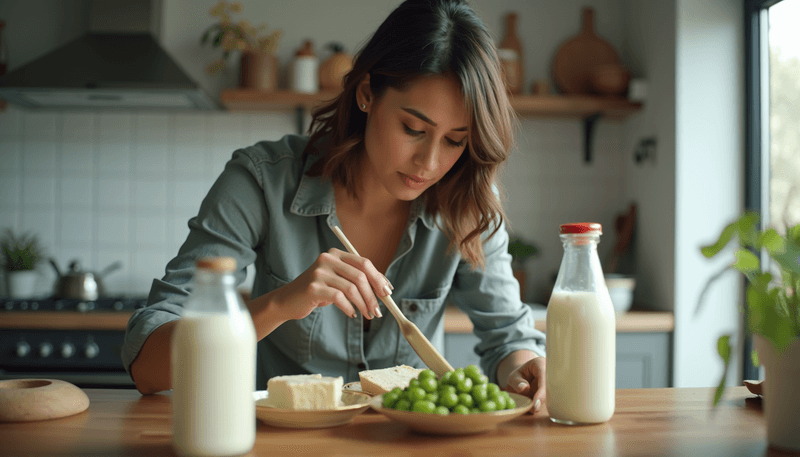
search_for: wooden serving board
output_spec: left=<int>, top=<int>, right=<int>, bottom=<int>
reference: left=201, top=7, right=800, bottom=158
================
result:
left=551, top=7, right=622, bottom=94
left=0, top=379, right=90, bottom=422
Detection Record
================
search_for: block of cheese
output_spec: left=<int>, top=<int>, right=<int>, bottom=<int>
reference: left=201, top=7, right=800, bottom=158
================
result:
left=266, top=374, right=343, bottom=410
left=358, top=365, right=424, bottom=395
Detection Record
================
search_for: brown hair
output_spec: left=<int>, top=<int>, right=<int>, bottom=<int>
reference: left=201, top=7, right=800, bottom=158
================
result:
left=305, top=0, right=514, bottom=269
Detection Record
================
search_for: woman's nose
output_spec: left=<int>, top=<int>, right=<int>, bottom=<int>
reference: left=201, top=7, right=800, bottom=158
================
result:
left=413, top=140, right=438, bottom=172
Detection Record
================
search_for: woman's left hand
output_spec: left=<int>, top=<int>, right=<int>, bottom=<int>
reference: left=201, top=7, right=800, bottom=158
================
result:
left=504, top=356, right=546, bottom=413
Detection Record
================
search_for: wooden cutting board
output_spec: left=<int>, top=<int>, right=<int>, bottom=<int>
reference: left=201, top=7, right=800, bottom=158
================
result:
left=0, top=379, right=90, bottom=422
left=552, top=7, right=622, bottom=95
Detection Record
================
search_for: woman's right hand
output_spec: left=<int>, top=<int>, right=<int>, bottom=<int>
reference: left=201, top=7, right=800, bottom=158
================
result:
left=271, top=248, right=391, bottom=321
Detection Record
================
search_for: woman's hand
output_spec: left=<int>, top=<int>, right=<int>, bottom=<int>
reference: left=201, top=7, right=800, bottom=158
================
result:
left=271, top=248, right=391, bottom=321
left=504, top=356, right=546, bottom=413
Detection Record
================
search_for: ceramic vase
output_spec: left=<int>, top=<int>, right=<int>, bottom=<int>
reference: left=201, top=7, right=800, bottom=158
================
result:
left=239, top=51, right=279, bottom=91
left=753, top=334, right=800, bottom=452
left=6, top=270, right=38, bottom=298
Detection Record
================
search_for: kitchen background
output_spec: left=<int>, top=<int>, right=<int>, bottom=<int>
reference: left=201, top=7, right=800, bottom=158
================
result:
left=0, top=0, right=745, bottom=389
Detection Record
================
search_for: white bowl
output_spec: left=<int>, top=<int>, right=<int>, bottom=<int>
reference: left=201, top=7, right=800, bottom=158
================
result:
left=605, top=275, right=636, bottom=313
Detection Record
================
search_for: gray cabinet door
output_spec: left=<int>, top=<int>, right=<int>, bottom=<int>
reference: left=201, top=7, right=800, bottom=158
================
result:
left=444, top=331, right=671, bottom=388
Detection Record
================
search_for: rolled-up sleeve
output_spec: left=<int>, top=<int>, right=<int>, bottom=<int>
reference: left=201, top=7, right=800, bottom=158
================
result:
left=121, top=148, right=269, bottom=376
left=447, top=220, right=546, bottom=383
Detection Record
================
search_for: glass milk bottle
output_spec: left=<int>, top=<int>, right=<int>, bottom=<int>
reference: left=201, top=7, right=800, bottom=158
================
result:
left=171, top=257, right=257, bottom=456
left=546, top=223, right=616, bottom=424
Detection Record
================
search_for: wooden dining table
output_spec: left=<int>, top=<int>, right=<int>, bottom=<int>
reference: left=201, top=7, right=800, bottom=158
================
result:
left=0, top=386, right=794, bottom=456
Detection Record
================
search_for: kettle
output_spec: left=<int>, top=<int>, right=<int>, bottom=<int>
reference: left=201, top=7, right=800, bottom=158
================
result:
left=49, top=259, right=122, bottom=300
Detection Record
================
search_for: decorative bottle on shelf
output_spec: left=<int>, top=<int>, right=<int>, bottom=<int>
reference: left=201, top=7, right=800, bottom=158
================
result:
left=171, top=257, right=256, bottom=457
left=291, top=40, right=319, bottom=94
left=498, top=12, right=523, bottom=95
left=546, top=223, right=616, bottom=425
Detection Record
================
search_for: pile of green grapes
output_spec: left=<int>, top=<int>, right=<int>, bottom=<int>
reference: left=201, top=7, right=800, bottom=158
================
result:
left=381, top=365, right=517, bottom=415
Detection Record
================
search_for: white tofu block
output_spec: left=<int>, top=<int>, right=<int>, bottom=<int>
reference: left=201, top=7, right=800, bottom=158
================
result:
left=267, top=374, right=343, bottom=410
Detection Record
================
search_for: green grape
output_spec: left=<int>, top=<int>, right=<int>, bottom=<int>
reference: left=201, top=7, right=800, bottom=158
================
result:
left=455, top=377, right=473, bottom=394
left=452, top=368, right=466, bottom=384
left=457, top=393, right=474, bottom=408
left=390, top=387, right=404, bottom=397
left=439, top=391, right=459, bottom=409
left=434, top=406, right=450, bottom=415
left=452, top=404, right=470, bottom=415
left=412, top=400, right=436, bottom=414
left=420, top=376, right=438, bottom=393
left=471, top=384, right=488, bottom=404
left=418, top=369, right=436, bottom=381
left=439, top=370, right=454, bottom=386
left=394, top=398, right=412, bottom=411
left=438, top=384, right=457, bottom=397
left=487, top=383, right=501, bottom=398
left=408, top=379, right=420, bottom=389
left=464, top=365, right=482, bottom=383
left=505, top=397, right=517, bottom=410
left=424, top=392, right=439, bottom=404
left=479, top=400, right=498, bottom=413
left=407, top=387, right=426, bottom=403
left=477, top=374, right=489, bottom=385
left=470, top=407, right=481, bottom=414
left=491, top=394, right=507, bottom=410
left=383, top=391, right=401, bottom=408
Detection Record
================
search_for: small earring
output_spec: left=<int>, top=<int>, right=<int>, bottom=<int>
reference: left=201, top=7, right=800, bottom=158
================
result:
left=361, top=104, right=366, bottom=110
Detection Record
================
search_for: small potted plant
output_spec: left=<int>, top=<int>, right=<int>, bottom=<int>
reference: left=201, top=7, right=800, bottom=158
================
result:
left=699, top=212, right=799, bottom=452
left=508, top=236, right=539, bottom=301
left=201, top=1, right=282, bottom=91
left=1, top=229, right=44, bottom=298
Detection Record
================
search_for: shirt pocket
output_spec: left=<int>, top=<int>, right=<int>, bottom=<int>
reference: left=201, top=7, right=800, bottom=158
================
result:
left=394, top=286, right=450, bottom=367
left=263, top=271, right=321, bottom=365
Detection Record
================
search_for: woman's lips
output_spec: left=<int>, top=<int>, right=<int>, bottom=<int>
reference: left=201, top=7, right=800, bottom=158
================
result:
left=400, top=173, right=427, bottom=189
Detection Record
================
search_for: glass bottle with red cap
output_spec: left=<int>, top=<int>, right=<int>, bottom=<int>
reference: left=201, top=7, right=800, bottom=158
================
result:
left=546, top=222, right=616, bottom=424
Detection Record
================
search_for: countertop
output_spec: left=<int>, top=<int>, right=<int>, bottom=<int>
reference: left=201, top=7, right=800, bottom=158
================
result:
left=0, top=387, right=783, bottom=456
left=0, top=306, right=675, bottom=333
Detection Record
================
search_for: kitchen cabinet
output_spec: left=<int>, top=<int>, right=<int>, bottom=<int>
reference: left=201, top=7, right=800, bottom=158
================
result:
left=219, top=90, right=643, bottom=162
left=443, top=306, right=674, bottom=388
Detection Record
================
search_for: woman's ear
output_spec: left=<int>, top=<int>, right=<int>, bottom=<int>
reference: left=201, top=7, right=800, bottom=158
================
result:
left=355, top=73, right=372, bottom=112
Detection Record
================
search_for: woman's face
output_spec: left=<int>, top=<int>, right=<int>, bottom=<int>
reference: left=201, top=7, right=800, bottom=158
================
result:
left=358, top=74, right=469, bottom=202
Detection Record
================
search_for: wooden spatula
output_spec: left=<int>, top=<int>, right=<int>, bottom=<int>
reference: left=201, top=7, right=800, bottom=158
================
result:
left=332, top=226, right=455, bottom=377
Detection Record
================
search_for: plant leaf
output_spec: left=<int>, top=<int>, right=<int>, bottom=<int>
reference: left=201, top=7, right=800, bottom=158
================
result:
left=701, top=222, right=737, bottom=258
left=732, top=248, right=760, bottom=274
left=736, top=212, right=761, bottom=248
left=713, top=335, right=732, bottom=406
left=758, top=228, right=785, bottom=255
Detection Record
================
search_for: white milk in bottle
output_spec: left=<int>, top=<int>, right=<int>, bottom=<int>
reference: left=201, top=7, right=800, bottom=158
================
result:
left=171, top=257, right=257, bottom=456
left=546, top=223, right=616, bottom=424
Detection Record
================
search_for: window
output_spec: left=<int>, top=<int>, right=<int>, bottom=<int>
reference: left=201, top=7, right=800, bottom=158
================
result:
left=744, top=0, right=800, bottom=379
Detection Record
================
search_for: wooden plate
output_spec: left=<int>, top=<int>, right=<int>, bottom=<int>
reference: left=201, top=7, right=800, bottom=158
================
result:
left=551, top=7, right=622, bottom=94
left=0, top=379, right=90, bottom=422
left=369, top=392, right=533, bottom=435
left=254, top=390, right=372, bottom=428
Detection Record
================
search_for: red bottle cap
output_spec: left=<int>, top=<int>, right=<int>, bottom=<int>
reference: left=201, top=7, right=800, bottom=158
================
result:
left=559, top=222, right=602, bottom=235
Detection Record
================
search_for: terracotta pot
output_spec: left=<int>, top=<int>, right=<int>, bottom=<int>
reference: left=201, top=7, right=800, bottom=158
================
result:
left=589, top=64, right=631, bottom=97
left=239, top=51, right=280, bottom=91
left=753, top=335, right=800, bottom=452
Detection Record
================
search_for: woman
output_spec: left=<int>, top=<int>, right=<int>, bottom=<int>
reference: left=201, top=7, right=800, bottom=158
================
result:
left=122, top=0, right=546, bottom=411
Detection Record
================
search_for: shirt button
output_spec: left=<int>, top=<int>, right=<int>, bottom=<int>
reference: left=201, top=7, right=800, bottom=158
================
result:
left=357, top=363, right=366, bottom=370
left=409, top=303, right=418, bottom=312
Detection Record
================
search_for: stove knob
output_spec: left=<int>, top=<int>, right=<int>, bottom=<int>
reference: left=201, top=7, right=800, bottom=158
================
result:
left=77, top=302, right=89, bottom=313
left=84, top=342, right=100, bottom=359
left=15, top=341, right=31, bottom=357
left=113, top=301, right=124, bottom=311
left=4, top=301, right=12, bottom=310
left=38, top=342, right=53, bottom=358
left=60, top=342, right=76, bottom=359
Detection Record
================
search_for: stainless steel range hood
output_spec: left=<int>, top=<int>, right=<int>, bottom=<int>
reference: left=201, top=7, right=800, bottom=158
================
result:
left=0, top=0, right=217, bottom=111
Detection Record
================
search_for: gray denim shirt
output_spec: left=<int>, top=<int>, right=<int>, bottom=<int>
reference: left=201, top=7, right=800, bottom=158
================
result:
left=121, top=134, right=545, bottom=388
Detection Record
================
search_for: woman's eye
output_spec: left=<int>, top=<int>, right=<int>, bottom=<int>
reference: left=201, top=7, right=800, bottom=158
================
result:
left=403, top=124, right=424, bottom=136
left=447, top=138, right=466, bottom=148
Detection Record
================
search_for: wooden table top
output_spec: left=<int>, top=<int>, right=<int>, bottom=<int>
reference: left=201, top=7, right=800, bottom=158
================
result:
left=0, top=386, right=791, bottom=457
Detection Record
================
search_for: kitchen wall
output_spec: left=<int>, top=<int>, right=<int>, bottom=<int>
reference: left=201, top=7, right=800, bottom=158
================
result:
left=0, top=0, right=630, bottom=303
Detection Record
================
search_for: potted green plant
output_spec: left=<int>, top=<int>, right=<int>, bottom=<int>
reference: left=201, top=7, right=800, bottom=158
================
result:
left=1, top=229, right=44, bottom=298
left=508, top=236, right=539, bottom=301
left=699, top=212, right=799, bottom=452
left=201, top=1, right=282, bottom=91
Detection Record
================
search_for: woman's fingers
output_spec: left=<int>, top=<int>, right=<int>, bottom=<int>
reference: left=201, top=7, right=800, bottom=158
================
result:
left=336, top=251, right=390, bottom=317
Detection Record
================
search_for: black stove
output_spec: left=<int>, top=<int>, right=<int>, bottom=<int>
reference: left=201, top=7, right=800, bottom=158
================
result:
left=0, top=296, right=148, bottom=388
left=1, top=297, right=148, bottom=312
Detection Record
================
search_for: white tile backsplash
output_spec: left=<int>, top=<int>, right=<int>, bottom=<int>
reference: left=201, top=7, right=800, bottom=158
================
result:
left=0, top=108, right=630, bottom=299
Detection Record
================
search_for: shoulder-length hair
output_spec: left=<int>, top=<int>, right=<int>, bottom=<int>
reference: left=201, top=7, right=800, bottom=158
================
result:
left=306, top=0, right=515, bottom=269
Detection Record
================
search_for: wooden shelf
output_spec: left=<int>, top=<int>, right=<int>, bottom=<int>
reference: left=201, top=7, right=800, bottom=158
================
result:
left=220, top=89, right=641, bottom=119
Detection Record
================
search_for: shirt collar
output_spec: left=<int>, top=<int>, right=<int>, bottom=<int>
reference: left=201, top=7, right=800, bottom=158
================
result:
left=290, top=158, right=437, bottom=231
